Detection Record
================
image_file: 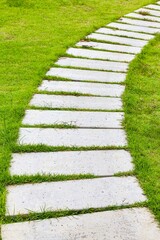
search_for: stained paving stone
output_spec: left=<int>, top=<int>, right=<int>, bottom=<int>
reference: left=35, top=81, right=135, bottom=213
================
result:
left=135, top=8, right=160, bottom=17
left=87, top=33, right=147, bottom=47
left=46, top=67, right=126, bottom=83
left=108, top=22, right=158, bottom=34
left=67, top=47, right=135, bottom=62
left=22, top=110, right=124, bottom=128
left=126, top=12, right=160, bottom=23
left=118, top=17, right=160, bottom=29
left=5, top=177, right=146, bottom=215
left=2, top=208, right=160, bottom=240
left=10, top=150, right=133, bottom=176
left=30, top=94, right=122, bottom=110
left=56, top=57, right=128, bottom=72
left=145, top=4, right=160, bottom=11
left=18, top=128, right=127, bottom=147
left=96, top=27, right=154, bottom=40
left=76, top=41, right=141, bottom=54
left=38, top=80, right=125, bottom=97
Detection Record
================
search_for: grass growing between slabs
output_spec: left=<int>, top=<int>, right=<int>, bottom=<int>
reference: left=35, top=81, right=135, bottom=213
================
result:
left=123, top=34, right=160, bottom=223
left=0, top=0, right=157, bottom=227
left=4, top=202, right=146, bottom=224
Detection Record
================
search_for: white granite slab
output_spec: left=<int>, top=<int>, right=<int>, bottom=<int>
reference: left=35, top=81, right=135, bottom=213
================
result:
left=38, top=80, right=125, bottom=97
left=126, top=12, right=160, bottom=23
left=56, top=57, right=128, bottom=72
left=46, top=67, right=126, bottom=83
left=22, top=110, right=124, bottom=128
left=136, top=8, right=160, bottom=17
left=2, top=208, right=160, bottom=240
left=145, top=4, right=160, bottom=11
left=76, top=41, right=141, bottom=54
left=10, top=150, right=133, bottom=176
left=96, top=27, right=153, bottom=40
left=67, top=47, right=135, bottom=62
left=6, top=177, right=146, bottom=215
left=87, top=33, right=147, bottom=47
left=108, top=22, right=158, bottom=34
left=30, top=94, right=122, bottom=110
left=118, top=17, right=160, bottom=29
left=18, top=128, right=127, bottom=147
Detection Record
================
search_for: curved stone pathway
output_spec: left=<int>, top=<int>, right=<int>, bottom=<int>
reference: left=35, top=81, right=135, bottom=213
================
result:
left=2, top=2, right=160, bottom=239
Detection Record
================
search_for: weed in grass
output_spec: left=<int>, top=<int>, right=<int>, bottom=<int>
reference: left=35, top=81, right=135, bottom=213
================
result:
left=6, top=0, right=33, bottom=8
left=138, top=10, right=151, bottom=15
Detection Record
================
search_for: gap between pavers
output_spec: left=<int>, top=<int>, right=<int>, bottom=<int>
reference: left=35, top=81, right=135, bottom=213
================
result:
left=5, top=177, right=146, bottom=216
left=10, top=150, right=133, bottom=176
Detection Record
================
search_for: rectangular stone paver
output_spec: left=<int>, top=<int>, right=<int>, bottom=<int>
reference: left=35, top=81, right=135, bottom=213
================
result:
left=5, top=177, right=146, bottom=215
left=87, top=33, right=147, bottom=47
left=118, top=17, right=160, bottom=29
left=135, top=8, right=160, bottom=17
left=126, top=12, right=160, bottom=23
left=46, top=67, right=126, bottom=83
left=2, top=208, right=160, bottom=240
left=108, top=22, right=158, bottom=34
left=18, top=128, right=127, bottom=147
left=96, top=27, right=154, bottom=40
left=22, top=110, right=124, bottom=128
left=67, top=47, right=135, bottom=62
left=76, top=41, right=141, bottom=54
left=30, top=94, right=123, bottom=110
left=39, top=80, right=125, bottom=97
left=56, top=57, right=128, bottom=72
left=145, top=4, right=160, bottom=11
left=10, top=150, right=133, bottom=176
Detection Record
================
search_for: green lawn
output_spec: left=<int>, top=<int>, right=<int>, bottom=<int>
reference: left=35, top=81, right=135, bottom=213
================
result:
left=124, top=34, right=160, bottom=223
left=0, top=0, right=158, bottom=229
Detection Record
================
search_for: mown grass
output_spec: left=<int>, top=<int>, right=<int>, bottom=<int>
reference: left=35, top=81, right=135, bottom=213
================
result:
left=123, top=34, right=160, bottom=223
left=0, top=0, right=157, bottom=229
